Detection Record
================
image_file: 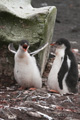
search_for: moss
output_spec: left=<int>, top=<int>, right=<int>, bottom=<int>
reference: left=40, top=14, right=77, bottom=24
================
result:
left=38, top=7, right=57, bottom=74
left=0, top=12, right=41, bottom=44
left=0, top=6, right=57, bottom=75
left=0, top=11, right=47, bottom=52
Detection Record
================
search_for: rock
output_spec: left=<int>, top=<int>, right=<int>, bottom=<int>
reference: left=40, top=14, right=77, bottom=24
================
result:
left=78, top=64, right=80, bottom=79
left=0, top=0, right=57, bottom=77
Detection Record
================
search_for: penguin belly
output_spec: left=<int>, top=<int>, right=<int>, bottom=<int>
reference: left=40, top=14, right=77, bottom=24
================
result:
left=48, top=56, right=62, bottom=91
left=14, top=56, right=42, bottom=88
left=48, top=51, right=70, bottom=95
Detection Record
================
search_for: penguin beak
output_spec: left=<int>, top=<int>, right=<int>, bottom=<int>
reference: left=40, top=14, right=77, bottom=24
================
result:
left=50, top=42, right=55, bottom=46
left=23, top=44, right=28, bottom=52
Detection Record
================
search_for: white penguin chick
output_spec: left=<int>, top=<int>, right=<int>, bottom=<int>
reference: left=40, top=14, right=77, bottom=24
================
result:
left=48, top=38, right=78, bottom=95
left=14, top=40, right=42, bottom=89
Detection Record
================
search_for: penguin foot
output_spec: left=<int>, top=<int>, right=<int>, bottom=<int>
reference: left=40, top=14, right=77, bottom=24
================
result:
left=18, top=86, right=26, bottom=90
left=29, top=88, right=36, bottom=91
left=48, top=89, right=59, bottom=94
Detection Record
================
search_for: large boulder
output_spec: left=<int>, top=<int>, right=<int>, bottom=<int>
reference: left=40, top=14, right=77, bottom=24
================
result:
left=0, top=0, right=57, bottom=85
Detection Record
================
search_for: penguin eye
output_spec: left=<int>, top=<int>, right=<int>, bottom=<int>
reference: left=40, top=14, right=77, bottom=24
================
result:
left=58, top=42, right=62, bottom=45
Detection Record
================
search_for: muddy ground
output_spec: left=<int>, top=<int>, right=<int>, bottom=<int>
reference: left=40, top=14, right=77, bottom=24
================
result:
left=0, top=0, right=80, bottom=120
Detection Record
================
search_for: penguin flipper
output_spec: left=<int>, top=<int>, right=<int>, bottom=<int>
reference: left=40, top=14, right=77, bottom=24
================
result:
left=30, top=42, right=48, bottom=56
left=8, top=43, right=17, bottom=54
left=58, top=56, right=68, bottom=89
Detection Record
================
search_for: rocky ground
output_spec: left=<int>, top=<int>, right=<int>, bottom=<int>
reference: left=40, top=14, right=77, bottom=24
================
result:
left=0, top=52, right=80, bottom=120
left=0, top=0, right=80, bottom=120
left=0, top=81, right=80, bottom=120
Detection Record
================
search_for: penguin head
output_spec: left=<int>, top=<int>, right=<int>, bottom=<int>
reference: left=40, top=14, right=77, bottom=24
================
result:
left=19, top=40, right=29, bottom=52
left=51, top=38, right=71, bottom=50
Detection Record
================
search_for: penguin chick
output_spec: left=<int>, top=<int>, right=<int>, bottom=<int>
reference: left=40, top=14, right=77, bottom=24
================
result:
left=48, top=38, right=78, bottom=95
left=14, top=40, right=42, bottom=89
